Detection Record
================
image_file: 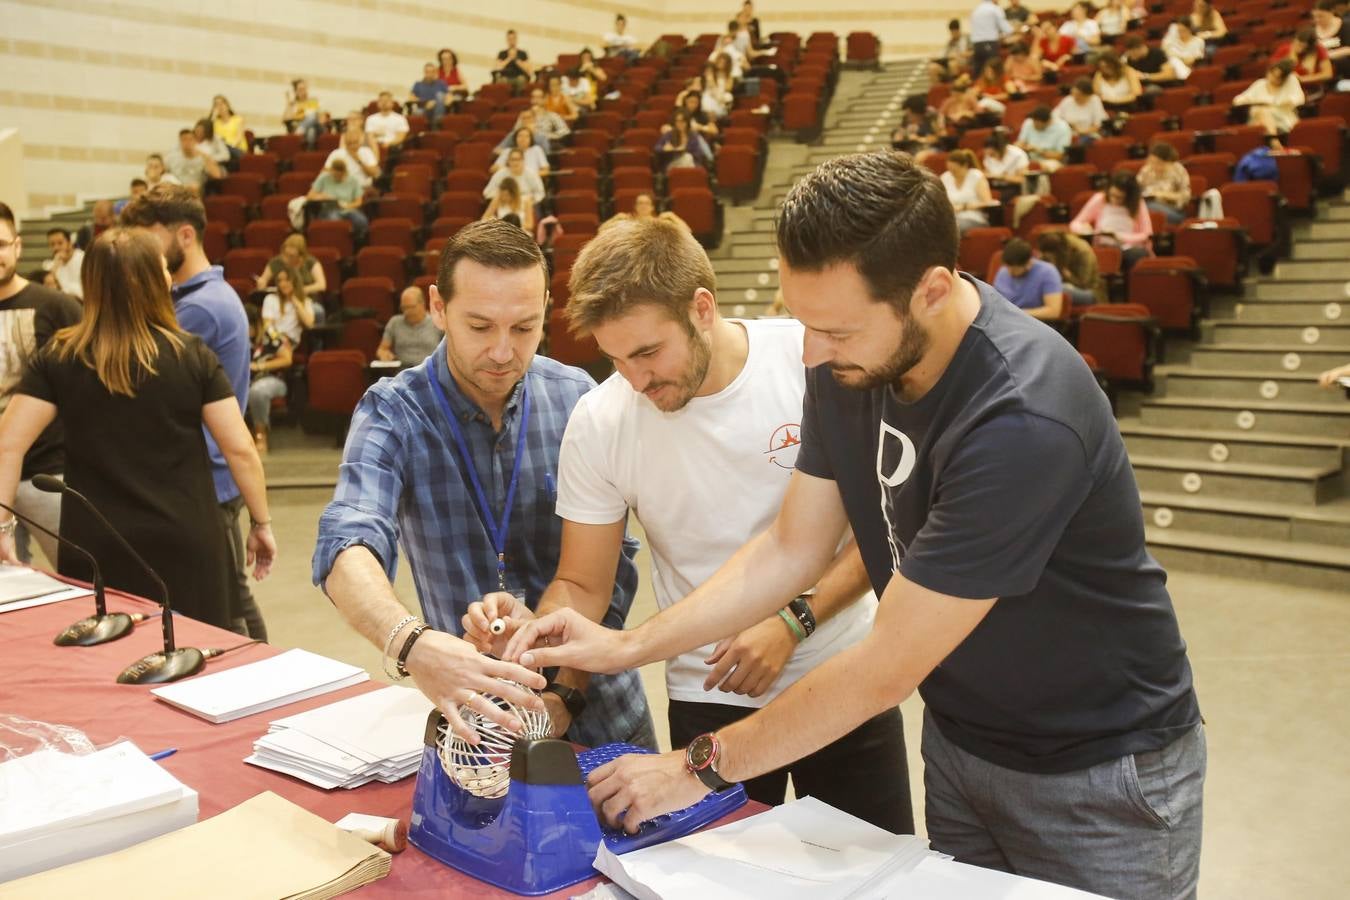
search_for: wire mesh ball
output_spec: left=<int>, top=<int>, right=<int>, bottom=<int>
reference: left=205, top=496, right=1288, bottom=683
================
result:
left=437, top=680, right=552, bottom=799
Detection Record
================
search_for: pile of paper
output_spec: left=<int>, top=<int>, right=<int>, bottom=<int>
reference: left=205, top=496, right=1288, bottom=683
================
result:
left=0, top=741, right=198, bottom=883
left=0, top=565, right=92, bottom=613
left=245, top=686, right=434, bottom=789
left=1, top=791, right=390, bottom=899
left=151, top=648, right=368, bottom=724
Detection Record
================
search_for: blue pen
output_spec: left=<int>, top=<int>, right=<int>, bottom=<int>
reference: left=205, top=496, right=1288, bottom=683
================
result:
left=149, top=748, right=178, bottom=761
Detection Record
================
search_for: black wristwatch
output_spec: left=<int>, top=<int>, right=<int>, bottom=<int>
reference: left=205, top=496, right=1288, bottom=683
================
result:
left=685, top=732, right=734, bottom=793
left=542, top=682, right=588, bottom=720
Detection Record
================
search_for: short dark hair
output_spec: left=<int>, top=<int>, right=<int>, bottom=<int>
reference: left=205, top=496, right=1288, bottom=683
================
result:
left=47, top=227, right=71, bottom=240
left=1073, top=77, right=1094, bottom=95
left=903, top=94, right=927, bottom=114
left=1124, top=35, right=1145, bottom=50
left=1031, top=104, right=1052, bottom=122
left=130, top=178, right=148, bottom=189
left=0, top=202, right=14, bottom=231
left=119, top=183, right=208, bottom=242
left=1149, top=141, right=1179, bottom=162
left=178, top=128, right=192, bottom=138
left=616, top=13, right=626, bottom=22
left=776, top=151, right=958, bottom=310
left=1002, top=237, right=1033, bottom=267
left=948, top=17, right=960, bottom=29
left=435, top=219, right=548, bottom=302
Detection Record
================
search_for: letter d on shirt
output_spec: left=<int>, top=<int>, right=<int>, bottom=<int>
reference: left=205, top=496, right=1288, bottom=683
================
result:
left=877, top=418, right=916, bottom=571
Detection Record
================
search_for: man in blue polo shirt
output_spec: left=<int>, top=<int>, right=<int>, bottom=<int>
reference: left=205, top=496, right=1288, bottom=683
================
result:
left=121, top=185, right=265, bottom=639
left=993, top=237, right=1064, bottom=321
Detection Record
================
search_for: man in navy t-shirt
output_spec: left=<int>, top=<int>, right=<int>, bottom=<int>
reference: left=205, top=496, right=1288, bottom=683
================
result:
left=507, top=151, right=1204, bottom=900
left=992, top=237, right=1064, bottom=321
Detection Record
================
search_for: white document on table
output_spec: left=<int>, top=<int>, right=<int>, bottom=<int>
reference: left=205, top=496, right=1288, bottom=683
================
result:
left=267, top=685, right=433, bottom=762
left=150, top=647, right=368, bottom=723
left=0, top=566, right=93, bottom=612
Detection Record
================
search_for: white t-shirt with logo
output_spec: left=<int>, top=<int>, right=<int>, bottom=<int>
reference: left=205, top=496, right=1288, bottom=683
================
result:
left=364, top=111, right=409, bottom=146
left=556, top=318, right=877, bottom=707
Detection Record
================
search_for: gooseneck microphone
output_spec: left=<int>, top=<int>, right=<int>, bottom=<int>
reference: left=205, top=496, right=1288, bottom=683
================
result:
left=0, top=498, right=147, bottom=646
left=31, top=475, right=205, bottom=684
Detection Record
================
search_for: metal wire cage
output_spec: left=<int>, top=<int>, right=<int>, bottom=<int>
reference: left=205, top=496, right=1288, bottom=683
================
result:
left=435, top=681, right=552, bottom=799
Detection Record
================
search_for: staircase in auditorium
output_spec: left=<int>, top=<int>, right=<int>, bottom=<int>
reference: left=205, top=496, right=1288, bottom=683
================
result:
left=713, top=61, right=1349, bottom=592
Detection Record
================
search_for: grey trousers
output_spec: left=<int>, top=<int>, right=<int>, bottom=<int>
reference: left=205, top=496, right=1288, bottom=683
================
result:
left=922, top=709, right=1205, bottom=900
left=13, top=476, right=62, bottom=568
left=219, top=495, right=267, bottom=641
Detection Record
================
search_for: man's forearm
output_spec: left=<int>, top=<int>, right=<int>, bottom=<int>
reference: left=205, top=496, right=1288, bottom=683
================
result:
left=800, top=539, right=869, bottom=626
left=326, top=545, right=417, bottom=652
left=535, top=577, right=613, bottom=693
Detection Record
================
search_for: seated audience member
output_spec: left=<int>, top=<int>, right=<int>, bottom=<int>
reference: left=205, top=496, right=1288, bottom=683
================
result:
left=941, top=149, right=994, bottom=234
left=437, top=48, right=469, bottom=96
left=1017, top=104, right=1073, bottom=171
left=709, top=55, right=739, bottom=110
left=1313, top=0, right=1350, bottom=76
left=306, top=158, right=368, bottom=242
left=931, top=18, right=973, bottom=82
left=482, top=176, right=535, bottom=232
left=577, top=48, right=609, bottom=89
left=494, top=30, right=534, bottom=88
left=630, top=192, right=658, bottom=220
left=1038, top=19, right=1077, bottom=72
left=1189, top=0, right=1227, bottom=41
left=326, top=115, right=382, bottom=190
left=210, top=95, right=247, bottom=161
left=256, top=233, right=326, bottom=300
left=709, top=38, right=746, bottom=81
left=654, top=111, right=714, bottom=172
left=1235, top=60, right=1305, bottom=135
left=75, top=200, right=115, bottom=251
left=891, top=95, right=945, bottom=158
left=1096, top=0, right=1134, bottom=39
left=1038, top=230, right=1104, bottom=305
left=1274, top=29, right=1334, bottom=87
left=44, top=228, right=84, bottom=299
left=1094, top=51, right=1143, bottom=109
left=114, top=178, right=148, bottom=215
left=260, top=262, right=316, bottom=346
left=994, top=237, right=1064, bottom=320
left=365, top=92, right=410, bottom=148
left=1060, top=3, right=1103, bottom=54
left=527, top=89, right=571, bottom=143
left=193, top=118, right=232, bottom=165
left=1163, top=20, right=1208, bottom=69
left=940, top=77, right=983, bottom=129
left=492, top=127, right=550, bottom=176
left=1138, top=142, right=1192, bottom=225
left=974, top=57, right=1012, bottom=105
left=245, top=303, right=292, bottom=453
left=164, top=128, right=223, bottom=195
left=1006, top=0, right=1037, bottom=31
left=1006, top=42, right=1043, bottom=86
left=545, top=75, right=580, bottom=124
left=144, top=154, right=180, bottom=189
left=1071, top=170, right=1153, bottom=270
left=483, top=149, right=546, bottom=208
left=983, top=129, right=1031, bottom=186
left=562, top=68, right=596, bottom=113
left=496, top=110, right=552, bottom=154
left=1054, top=78, right=1108, bottom=143
left=737, top=0, right=763, bottom=43
left=409, top=63, right=450, bottom=127
left=677, top=89, right=721, bottom=140
left=377, top=286, right=443, bottom=366
left=1124, top=35, right=1189, bottom=84
left=604, top=13, right=641, bottom=60
left=283, top=78, right=323, bottom=148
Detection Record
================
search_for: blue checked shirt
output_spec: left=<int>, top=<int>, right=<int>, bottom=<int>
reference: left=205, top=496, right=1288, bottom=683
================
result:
left=313, top=340, right=651, bottom=748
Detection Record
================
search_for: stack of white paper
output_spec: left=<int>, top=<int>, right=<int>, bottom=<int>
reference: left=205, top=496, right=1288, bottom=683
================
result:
left=150, top=648, right=369, bottom=724
left=0, top=741, right=198, bottom=883
left=0, top=565, right=93, bottom=613
left=595, top=796, right=1106, bottom=900
left=244, top=686, right=434, bottom=789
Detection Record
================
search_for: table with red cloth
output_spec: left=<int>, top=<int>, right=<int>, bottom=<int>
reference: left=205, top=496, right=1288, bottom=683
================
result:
left=0, top=582, right=760, bottom=898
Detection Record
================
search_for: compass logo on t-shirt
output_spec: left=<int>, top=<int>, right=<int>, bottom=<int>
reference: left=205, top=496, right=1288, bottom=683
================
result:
left=764, top=422, right=801, bottom=469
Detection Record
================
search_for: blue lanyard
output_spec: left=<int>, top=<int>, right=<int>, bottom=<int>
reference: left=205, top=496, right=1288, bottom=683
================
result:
left=427, top=367, right=531, bottom=590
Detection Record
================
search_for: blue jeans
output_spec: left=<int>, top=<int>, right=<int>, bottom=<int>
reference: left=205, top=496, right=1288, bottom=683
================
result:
left=297, top=112, right=322, bottom=148
left=317, top=206, right=368, bottom=243
left=1065, top=284, right=1098, bottom=305
left=248, top=375, right=288, bottom=430
left=922, top=709, right=1205, bottom=900
left=1147, top=199, right=1186, bottom=226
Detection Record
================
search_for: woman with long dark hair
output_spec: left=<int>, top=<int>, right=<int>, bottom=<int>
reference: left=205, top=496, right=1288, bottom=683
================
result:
left=0, top=228, right=275, bottom=628
left=1070, top=171, right=1154, bottom=270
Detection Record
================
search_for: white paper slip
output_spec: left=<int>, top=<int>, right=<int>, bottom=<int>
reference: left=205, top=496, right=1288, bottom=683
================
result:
left=150, top=648, right=368, bottom=723
left=268, top=685, right=434, bottom=762
left=0, top=566, right=93, bottom=612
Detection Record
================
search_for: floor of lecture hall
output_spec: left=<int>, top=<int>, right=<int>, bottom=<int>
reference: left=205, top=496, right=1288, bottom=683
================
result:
left=80, top=429, right=1346, bottom=899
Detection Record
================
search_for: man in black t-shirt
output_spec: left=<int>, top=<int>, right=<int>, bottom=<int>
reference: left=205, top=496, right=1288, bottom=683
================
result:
left=506, top=152, right=1205, bottom=900
left=1124, top=35, right=1184, bottom=85
left=0, top=202, right=82, bottom=567
left=493, top=30, right=534, bottom=88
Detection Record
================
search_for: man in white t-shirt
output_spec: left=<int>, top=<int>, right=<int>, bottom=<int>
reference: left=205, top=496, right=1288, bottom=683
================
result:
left=325, top=115, right=382, bottom=191
left=465, top=217, right=912, bottom=833
left=43, top=228, right=84, bottom=299
left=364, top=92, right=409, bottom=148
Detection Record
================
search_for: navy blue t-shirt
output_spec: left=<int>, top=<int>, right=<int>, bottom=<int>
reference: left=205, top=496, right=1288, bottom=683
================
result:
left=796, top=275, right=1200, bottom=773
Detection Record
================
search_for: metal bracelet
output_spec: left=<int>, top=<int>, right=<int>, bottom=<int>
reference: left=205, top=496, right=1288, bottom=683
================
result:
left=0, top=517, right=15, bottom=536
left=382, top=614, right=420, bottom=681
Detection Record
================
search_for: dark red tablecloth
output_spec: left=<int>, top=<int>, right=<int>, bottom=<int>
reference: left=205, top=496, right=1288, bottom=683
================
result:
left=0, top=584, right=759, bottom=897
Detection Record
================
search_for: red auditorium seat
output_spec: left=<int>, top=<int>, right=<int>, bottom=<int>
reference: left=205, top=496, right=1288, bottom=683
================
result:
left=306, top=350, right=369, bottom=419
left=716, top=145, right=759, bottom=193
left=307, top=219, right=354, bottom=258
left=551, top=234, right=592, bottom=273
left=420, top=132, right=460, bottom=158
left=429, top=216, right=474, bottom=240
left=453, top=142, right=497, bottom=172
left=438, top=113, right=478, bottom=137
left=1153, top=129, right=1197, bottom=158
left=611, top=188, right=648, bottom=215
left=1119, top=111, right=1169, bottom=145
left=258, top=194, right=299, bottom=222
left=1152, top=88, right=1197, bottom=119
left=391, top=166, right=434, bottom=199
left=553, top=190, right=600, bottom=217
left=443, top=170, right=489, bottom=194
left=219, top=173, right=265, bottom=206
left=1275, top=150, right=1318, bottom=215
left=556, top=214, right=601, bottom=239
left=1212, top=125, right=1265, bottom=158
left=846, top=32, right=880, bottom=65
left=958, top=227, right=1011, bottom=276
left=242, top=220, right=290, bottom=254
left=276, top=171, right=315, bottom=196
left=555, top=168, right=600, bottom=193
left=222, top=247, right=272, bottom=282
left=375, top=194, right=426, bottom=227
left=1219, top=180, right=1282, bottom=249
left=355, top=245, right=407, bottom=282
left=558, top=147, right=602, bottom=172
left=367, top=218, right=416, bottom=255
left=438, top=192, right=484, bottom=219
left=309, top=247, right=340, bottom=299
left=1174, top=217, right=1247, bottom=290
left=338, top=318, right=383, bottom=363
left=265, top=133, right=302, bottom=161
left=204, top=195, right=247, bottom=234
left=571, top=129, right=615, bottom=153
left=340, top=277, right=397, bottom=322
left=203, top=222, right=231, bottom=264
left=549, top=269, right=571, bottom=308
left=1085, top=137, right=1134, bottom=171
left=667, top=167, right=710, bottom=192
left=782, top=94, right=821, bottom=133
left=238, top=153, right=279, bottom=182
left=422, top=242, right=441, bottom=276
left=290, top=151, right=328, bottom=174
left=1128, top=256, right=1205, bottom=331
left=1180, top=105, right=1229, bottom=132
left=609, top=146, right=653, bottom=170
left=1076, top=304, right=1159, bottom=386
left=669, top=188, right=719, bottom=245
left=1289, top=117, right=1346, bottom=180
left=546, top=308, right=602, bottom=368
left=1182, top=153, right=1235, bottom=190
left=611, top=166, right=656, bottom=192
left=1050, top=165, right=1100, bottom=202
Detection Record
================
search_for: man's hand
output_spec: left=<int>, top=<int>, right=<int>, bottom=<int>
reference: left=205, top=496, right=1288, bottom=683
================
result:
left=503, top=607, right=630, bottom=674
left=587, top=751, right=711, bottom=833
left=541, top=690, right=573, bottom=739
left=702, top=613, right=798, bottom=698
left=245, top=523, right=276, bottom=580
left=462, top=590, right=534, bottom=655
left=404, top=630, right=547, bottom=743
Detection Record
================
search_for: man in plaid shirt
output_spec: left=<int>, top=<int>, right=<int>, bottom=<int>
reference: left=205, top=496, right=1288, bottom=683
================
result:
left=313, top=219, right=654, bottom=748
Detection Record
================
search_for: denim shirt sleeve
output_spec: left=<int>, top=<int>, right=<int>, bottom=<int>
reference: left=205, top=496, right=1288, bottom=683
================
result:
left=312, top=388, right=407, bottom=590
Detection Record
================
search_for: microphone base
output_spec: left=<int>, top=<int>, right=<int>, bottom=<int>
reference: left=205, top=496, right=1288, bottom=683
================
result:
left=54, top=612, right=136, bottom=647
left=117, top=648, right=206, bottom=685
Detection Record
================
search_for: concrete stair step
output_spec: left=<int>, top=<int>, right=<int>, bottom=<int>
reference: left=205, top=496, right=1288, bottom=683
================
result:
left=1140, top=490, right=1350, bottom=547
left=1119, top=420, right=1348, bottom=468
left=710, top=256, right=776, bottom=273
left=1321, top=203, right=1350, bottom=220
left=1145, top=527, right=1350, bottom=590
left=1211, top=298, right=1348, bottom=323
left=1249, top=280, right=1348, bottom=301
left=1187, top=343, right=1347, bottom=373
left=1157, top=368, right=1349, bottom=406
left=719, top=299, right=775, bottom=318
left=1203, top=320, right=1350, bottom=348
left=1139, top=397, right=1350, bottom=438
left=1129, top=454, right=1341, bottom=505
left=1272, top=259, right=1350, bottom=279
left=1299, top=221, right=1350, bottom=240
left=727, top=241, right=780, bottom=260
left=1291, top=239, right=1350, bottom=259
